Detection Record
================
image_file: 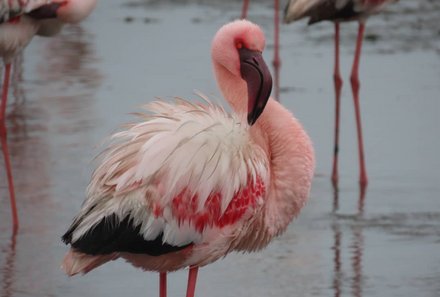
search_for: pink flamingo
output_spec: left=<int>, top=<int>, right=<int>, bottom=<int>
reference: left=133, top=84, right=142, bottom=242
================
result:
left=240, top=0, right=281, bottom=100
left=0, top=0, right=98, bottom=231
left=61, top=20, right=315, bottom=297
left=284, top=0, right=397, bottom=186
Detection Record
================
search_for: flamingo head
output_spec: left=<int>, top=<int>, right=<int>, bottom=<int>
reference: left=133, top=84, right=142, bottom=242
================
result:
left=28, top=0, right=98, bottom=23
left=212, top=20, right=273, bottom=125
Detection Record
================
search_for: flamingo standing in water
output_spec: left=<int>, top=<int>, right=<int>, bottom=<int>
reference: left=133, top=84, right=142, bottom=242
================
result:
left=61, top=20, right=315, bottom=297
left=284, top=0, right=397, bottom=186
left=0, top=0, right=98, bottom=230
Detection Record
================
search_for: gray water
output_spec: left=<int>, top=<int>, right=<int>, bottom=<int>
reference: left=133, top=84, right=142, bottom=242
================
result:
left=1, top=1, right=439, bottom=296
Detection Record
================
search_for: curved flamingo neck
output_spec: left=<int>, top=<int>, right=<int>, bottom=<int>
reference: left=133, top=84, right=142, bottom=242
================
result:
left=256, top=99, right=315, bottom=238
left=213, top=50, right=314, bottom=241
left=213, top=61, right=248, bottom=116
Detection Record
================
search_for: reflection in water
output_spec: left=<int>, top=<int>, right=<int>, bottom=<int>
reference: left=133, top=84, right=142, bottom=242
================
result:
left=0, top=53, right=26, bottom=116
left=1, top=54, right=26, bottom=232
left=331, top=221, right=342, bottom=297
left=0, top=230, right=17, bottom=297
left=351, top=222, right=364, bottom=297
left=3, top=49, right=50, bottom=231
left=332, top=185, right=367, bottom=297
left=11, top=54, right=26, bottom=108
left=0, top=22, right=101, bottom=296
left=38, top=25, right=102, bottom=90
left=0, top=123, right=17, bottom=233
left=7, top=54, right=29, bottom=144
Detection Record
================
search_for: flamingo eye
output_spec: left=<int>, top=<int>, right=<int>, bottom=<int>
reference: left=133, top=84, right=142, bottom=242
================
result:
left=236, top=41, right=243, bottom=49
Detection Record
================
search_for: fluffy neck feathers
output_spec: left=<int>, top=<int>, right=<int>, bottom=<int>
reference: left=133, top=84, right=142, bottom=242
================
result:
left=213, top=55, right=315, bottom=242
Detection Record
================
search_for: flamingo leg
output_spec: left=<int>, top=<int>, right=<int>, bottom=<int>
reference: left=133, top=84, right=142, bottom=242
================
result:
left=332, top=23, right=343, bottom=186
left=159, top=272, right=167, bottom=297
left=185, top=266, right=199, bottom=297
left=273, top=0, right=281, bottom=101
left=350, top=23, right=368, bottom=186
left=1, top=63, right=19, bottom=232
left=241, top=0, right=249, bottom=19
left=358, top=183, right=367, bottom=214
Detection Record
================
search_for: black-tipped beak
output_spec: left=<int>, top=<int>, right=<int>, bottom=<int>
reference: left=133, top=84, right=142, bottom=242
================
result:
left=239, top=48, right=272, bottom=126
left=27, top=2, right=64, bottom=19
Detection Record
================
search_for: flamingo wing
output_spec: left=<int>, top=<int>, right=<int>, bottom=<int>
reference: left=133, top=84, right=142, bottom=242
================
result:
left=284, top=0, right=326, bottom=23
left=62, top=95, right=269, bottom=256
left=285, top=0, right=359, bottom=24
left=285, top=0, right=395, bottom=24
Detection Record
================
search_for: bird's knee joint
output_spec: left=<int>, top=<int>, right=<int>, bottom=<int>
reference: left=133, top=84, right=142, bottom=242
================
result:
left=333, top=74, right=343, bottom=88
left=350, top=75, right=360, bottom=90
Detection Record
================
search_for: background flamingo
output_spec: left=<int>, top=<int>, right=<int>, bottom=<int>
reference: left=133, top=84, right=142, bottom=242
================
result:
left=61, top=19, right=315, bottom=297
left=0, top=0, right=98, bottom=231
left=240, top=0, right=281, bottom=100
left=284, top=0, right=398, bottom=186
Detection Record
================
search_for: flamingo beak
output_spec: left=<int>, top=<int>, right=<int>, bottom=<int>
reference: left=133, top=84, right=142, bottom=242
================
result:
left=239, top=48, right=273, bottom=126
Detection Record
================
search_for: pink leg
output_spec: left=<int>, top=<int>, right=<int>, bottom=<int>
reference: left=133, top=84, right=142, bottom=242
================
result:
left=1, top=64, right=19, bottom=232
left=331, top=23, right=343, bottom=186
left=185, top=266, right=199, bottom=297
left=272, top=0, right=281, bottom=101
left=241, top=0, right=249, bottom=19
left=332, top=181, right=339, bottom=212
left=159, top=272, right=167, bottom=297
left=358, top=184, right=367, bottom=214
left=350, top=23, right=368, bottom=186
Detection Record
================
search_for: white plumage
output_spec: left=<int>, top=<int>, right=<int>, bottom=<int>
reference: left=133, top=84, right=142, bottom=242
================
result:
left=69, top=93, right=269, bottom=247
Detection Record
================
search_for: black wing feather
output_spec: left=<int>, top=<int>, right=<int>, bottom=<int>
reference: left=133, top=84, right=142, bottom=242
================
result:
left=308, top=1, right=360, bottom=24
left=62, top=214, right=190, bottom=256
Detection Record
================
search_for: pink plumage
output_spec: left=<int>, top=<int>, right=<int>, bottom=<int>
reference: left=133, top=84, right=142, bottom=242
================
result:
left=62, top=20, right=315, bottom=297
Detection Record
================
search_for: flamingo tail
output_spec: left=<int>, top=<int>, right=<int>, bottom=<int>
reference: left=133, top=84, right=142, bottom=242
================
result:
left=61, top=249, right=118, bottom=276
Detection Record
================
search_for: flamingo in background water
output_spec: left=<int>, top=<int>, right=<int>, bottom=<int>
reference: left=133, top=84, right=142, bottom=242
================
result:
left=61, top=20, right=315, bottom=297
left=284, top=0, right=397, bottom=186
left=241, top=0, right=281, bottom=100
left=0, top=0, right=98, bottom=231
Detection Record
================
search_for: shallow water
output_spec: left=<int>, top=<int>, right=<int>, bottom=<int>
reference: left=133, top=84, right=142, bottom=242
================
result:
left=1, top=0, right=439, bottom=296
